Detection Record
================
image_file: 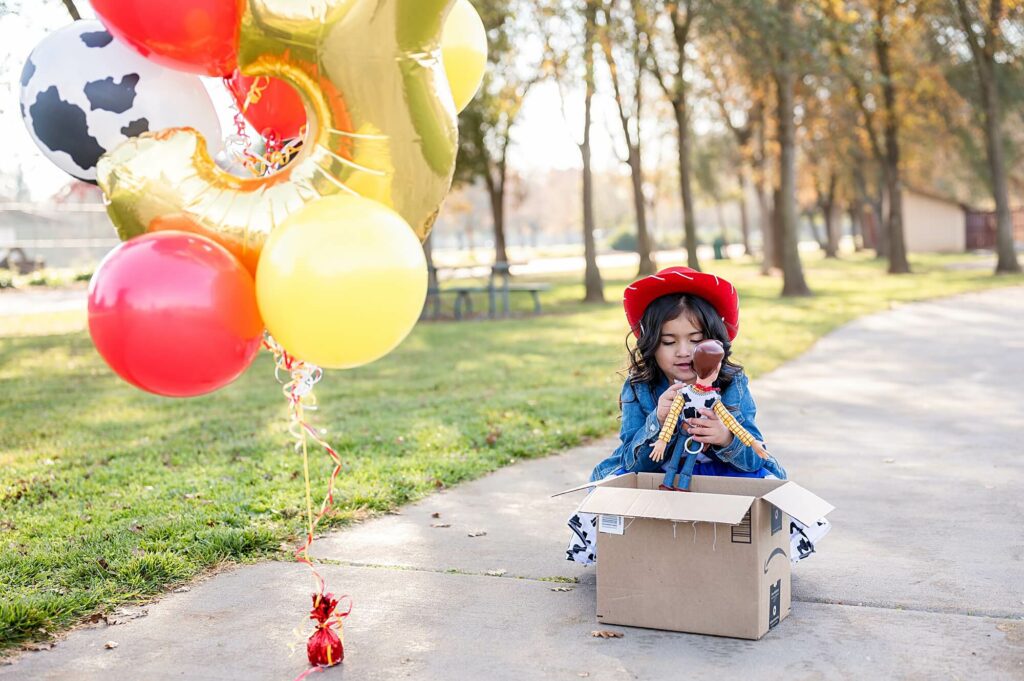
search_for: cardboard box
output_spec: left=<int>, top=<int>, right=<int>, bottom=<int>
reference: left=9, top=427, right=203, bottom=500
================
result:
left=556, top=473, right=834, bottom=640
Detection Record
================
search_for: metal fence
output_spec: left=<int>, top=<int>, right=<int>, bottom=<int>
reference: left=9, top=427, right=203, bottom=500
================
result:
left=0, top=203, right=118, bottom=270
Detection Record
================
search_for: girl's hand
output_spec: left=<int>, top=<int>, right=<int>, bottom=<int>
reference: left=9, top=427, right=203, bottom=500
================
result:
left=656, top=382, right=684, bottom=425
left=687, top=407, right=733, bottom=448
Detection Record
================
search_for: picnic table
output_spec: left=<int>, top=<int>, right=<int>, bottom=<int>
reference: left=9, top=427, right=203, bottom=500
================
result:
left=424, top=262, right=551, bottom=320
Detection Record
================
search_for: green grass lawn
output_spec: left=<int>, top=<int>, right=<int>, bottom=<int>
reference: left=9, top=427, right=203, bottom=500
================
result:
left=1, top=252, right=1021, bottom=651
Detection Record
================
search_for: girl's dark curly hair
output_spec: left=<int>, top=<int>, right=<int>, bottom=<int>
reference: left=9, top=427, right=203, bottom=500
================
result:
left=625, top=293, right=743, bottom=395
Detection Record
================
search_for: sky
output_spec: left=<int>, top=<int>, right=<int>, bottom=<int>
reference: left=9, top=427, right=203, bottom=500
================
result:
left=0, top=0, right=636, bottom=202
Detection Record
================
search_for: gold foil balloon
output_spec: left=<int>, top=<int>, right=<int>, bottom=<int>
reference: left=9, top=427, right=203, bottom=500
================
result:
left=256, top=194, right=427, bottom=369
left=442, top=0, right=488, bottom=113
left=97, top=0, right=462, bottom=274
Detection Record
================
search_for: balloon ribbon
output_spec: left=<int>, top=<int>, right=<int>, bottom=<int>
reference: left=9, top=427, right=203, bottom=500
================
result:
left=262, top=335, right=351, bottom=676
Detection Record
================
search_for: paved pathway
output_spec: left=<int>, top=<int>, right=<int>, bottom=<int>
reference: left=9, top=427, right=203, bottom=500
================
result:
left=3, top=287, right=1023, bottom=680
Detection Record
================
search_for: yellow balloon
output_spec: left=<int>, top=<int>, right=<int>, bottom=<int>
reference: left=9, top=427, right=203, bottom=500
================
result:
left=98, top=0, right=461, bottom=274
left=442, top=0, right=488, bottom=113
left=256, top=195, right=427, bottom=370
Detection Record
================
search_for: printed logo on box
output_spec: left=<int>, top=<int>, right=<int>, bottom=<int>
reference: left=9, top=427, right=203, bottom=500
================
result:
left=598, top=514, right=624, bottom=535
left=768, top=579, right=782, bottom=630
left=731, top=510, right=752, bottom=544
left=771, top=506, right=783, bottom=535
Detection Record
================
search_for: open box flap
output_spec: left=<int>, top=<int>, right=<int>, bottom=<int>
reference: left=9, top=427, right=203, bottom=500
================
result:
left=551, top=473, right=637, bottom=498
left=577, top=487, right=755, bottom=525
left=762, top=482, right=835, bottom=526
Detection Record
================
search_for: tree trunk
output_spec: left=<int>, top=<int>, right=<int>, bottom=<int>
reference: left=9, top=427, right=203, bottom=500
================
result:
left=848, top=203, right=864, bottom=252
left=755, top=122, right=776, bottom=275
left=884, top=171, right=908, bottom=273
left=737, top=166, right=752, bottom=256
left=674, top=102, right=700, bottom=270
left=823, top=208, right=838, bottom=257
left=875, top=13, right=910, bottom=274
left=757, top=181, right=774, bottom=275
left=716, top=201, right=728, bottom=245
left=581, top=4, right=605, bottom=302
left=982, top=83, right=1020, bottom=273
left=977, top=28, right=1021, bottom=272
left=482, top=166, right=509, bottom=265
left=774, top=20, right=811, bottom=297
left=952, top=0, right=1020, bottom=273
left=423, top=234, right=438, bottom=289
left=823, top=171, right=839, bottom=258
left=628, top=145, right=656, bottom=276
left=871, top=170, right=887, bottom=257
left=807, top=211, right=827, bottom=251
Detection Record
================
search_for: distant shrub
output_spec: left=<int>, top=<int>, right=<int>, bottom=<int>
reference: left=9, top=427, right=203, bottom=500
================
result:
left=608, top=228, right=638, bottom=252
left=0, top=269, right=14, bottom=289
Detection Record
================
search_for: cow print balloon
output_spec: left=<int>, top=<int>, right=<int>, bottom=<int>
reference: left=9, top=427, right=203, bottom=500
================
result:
left=19, top=21, right=223, bottom=182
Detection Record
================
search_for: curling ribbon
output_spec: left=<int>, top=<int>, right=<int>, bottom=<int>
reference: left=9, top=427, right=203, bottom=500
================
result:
left=262, top=335, right=353, bottom=676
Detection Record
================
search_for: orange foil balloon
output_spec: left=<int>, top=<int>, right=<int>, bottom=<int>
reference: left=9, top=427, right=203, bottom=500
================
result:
left=97, top=0, right=462, bottom=274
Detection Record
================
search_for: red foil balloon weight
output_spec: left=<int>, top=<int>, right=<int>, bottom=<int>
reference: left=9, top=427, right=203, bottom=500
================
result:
left=306, top=593, right=350, bottom=668
left=88, top=231, right=264, bottom=397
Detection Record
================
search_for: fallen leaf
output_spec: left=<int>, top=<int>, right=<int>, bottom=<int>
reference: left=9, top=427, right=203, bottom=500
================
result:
left=467, top=531, right=487, bottom=538
left=433, top=479, right=446, bottom=489
left=96, top=558, right=110, bottom=571
left=485, top=570, right=507, bottom=577
left=996, top=622, right=1023, bottom=642
left=591, top=630, right=623, bottom=639
left=550, top=586, right=574, bottom=592
left=104, top=641, right=118, bottom=650
left=173, top=586, right=191, bottom=594
left=486, top=429, right=501, bottom=446
left=431, top=512, right=441, bottom=518
left=107, top=608, right=147, bottom=625
left=25, top=642, right=54, bottom=651
left=431, top=523, right=451, bottom=528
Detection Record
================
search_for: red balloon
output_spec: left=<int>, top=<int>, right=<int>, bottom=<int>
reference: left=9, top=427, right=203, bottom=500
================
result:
left=91, top=0, right=242, bottom=77
left=226, top=72, right=307, bottom=141
left=88, top=232, right=264, bottom=397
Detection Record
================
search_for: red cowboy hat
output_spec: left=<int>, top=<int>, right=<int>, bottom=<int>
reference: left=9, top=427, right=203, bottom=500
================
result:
left=623, top=266, right=739, bottom=340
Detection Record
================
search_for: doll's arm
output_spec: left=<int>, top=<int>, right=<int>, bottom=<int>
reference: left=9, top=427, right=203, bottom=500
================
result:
left=650, top=391, right=686, bottom=462
left=711, top=401, right=769, bottom=460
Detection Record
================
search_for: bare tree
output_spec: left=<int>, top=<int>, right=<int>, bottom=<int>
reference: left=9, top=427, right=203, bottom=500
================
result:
left=643, top=0, right=701, bottom=270
left=545, top=0, right=606, bottom=301
left=599, top=0, right=656, bottom=276
left=951, top=0, right=1021, bottom=273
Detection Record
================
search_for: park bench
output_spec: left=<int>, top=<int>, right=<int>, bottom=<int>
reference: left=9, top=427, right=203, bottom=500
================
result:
left=423, top=262, right=550, bottom=320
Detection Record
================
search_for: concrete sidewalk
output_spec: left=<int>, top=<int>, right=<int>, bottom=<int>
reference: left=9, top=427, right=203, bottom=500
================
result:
left=4, top=287, right=1023, bottom=680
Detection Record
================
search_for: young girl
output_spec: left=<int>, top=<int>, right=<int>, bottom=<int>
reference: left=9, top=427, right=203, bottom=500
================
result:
left=566, top=266, right=828, bottom=565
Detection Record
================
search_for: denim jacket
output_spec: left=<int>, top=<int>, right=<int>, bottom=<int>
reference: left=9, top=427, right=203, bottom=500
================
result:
left=590, top=372, right=787, bottom=482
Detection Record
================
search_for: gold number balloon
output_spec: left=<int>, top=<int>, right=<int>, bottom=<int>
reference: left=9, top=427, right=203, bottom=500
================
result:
left=97, top=0, right=463, bottom=274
